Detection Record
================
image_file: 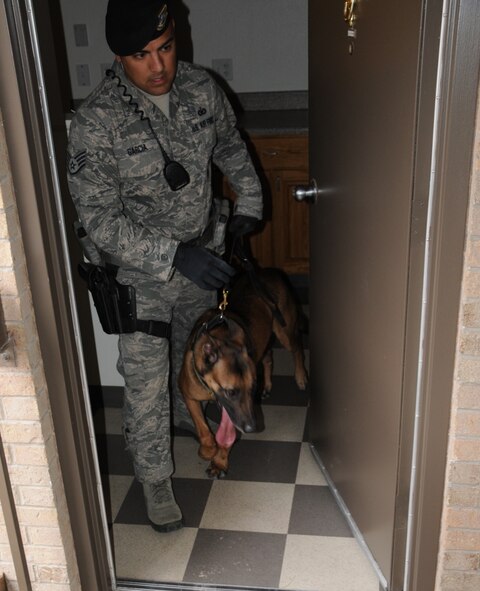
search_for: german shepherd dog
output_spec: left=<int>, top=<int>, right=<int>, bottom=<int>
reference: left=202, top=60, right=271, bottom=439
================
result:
left=178, top=268, right=308, bottom=478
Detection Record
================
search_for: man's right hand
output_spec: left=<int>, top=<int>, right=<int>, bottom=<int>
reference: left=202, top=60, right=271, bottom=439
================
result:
left=173, top=243, right=236, bottom=290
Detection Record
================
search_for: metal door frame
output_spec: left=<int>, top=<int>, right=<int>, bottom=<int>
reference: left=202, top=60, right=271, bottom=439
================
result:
left=400, top=1, right=480, bottom=590
left=0, top=1, right=111, bottom=589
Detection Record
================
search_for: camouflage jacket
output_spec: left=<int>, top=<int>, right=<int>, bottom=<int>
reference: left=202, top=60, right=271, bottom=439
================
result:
left=67, top=60, right=262, bottom=282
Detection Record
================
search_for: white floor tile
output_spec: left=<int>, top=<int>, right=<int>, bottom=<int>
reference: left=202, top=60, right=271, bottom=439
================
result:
left=295, top=443, right=327, bottom=485
left=280, top=535, right=379, bottom=591
left=200, top=480, right=295, bottom=534
left=243, top=405, right=307, bottom=442
left=113, top=524, right=198, bottom=582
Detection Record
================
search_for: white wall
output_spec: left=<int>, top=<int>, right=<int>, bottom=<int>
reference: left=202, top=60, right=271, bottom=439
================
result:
left=59, top=0, right=308, bottom=99
left=88, top=296, right=124, bottom=386
left=184, top=0, right=308, bottom=92
left=59, top=0, right=111, bottom=99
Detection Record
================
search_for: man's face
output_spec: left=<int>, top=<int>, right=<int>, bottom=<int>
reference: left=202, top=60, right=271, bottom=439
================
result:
left=117, top=21, right=177, bottom=95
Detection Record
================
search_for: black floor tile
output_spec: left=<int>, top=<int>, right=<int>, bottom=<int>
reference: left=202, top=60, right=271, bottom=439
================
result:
left=226, top=440, right=301, bottom=483
left=90, top=385, right=123, bottom=409
left=173, top=424, right=198, bottom=438
left=288, top=485, right=352, bottom=537
left=184, top=529, right=286, bottom=588
left=173, top=478, right=213, bottom=527
left=260, top=375, right=309, bottom=406
left=114, top=480, right=148, bottom=526
left=115, top=478, right=213, bottom=528
left=96, top=434, right=134, bottom=476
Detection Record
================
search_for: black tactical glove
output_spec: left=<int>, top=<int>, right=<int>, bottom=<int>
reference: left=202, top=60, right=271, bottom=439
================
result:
left=228, top=214, right=259, bottom=237
left=173, top=243, right=236, bottom=290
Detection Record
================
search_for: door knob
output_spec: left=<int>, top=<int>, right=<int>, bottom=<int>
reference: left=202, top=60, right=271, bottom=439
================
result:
left=293, top=179, right=320, bottom=204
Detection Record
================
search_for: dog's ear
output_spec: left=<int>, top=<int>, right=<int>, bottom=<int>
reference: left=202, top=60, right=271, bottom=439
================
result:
left=224, top=318, right=243, bottom=344
left=203, top=341, right=218, bottom=365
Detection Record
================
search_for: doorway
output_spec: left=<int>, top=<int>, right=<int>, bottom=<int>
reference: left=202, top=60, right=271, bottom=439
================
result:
left=24, top=1, right=381, bottom=588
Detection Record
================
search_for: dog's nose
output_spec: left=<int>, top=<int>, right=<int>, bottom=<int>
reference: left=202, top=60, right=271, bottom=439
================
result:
left=243, top=420, right=256, bottom=433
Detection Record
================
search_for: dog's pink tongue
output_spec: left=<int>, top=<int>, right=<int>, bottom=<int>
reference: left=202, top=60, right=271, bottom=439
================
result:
left=215, top=407, right=237, bottom=448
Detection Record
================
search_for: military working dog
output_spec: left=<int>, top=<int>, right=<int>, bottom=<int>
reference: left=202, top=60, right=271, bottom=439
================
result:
left=178, top=268, right=308, bottom=478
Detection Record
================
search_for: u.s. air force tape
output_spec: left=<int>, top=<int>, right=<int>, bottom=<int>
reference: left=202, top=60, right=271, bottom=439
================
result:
left=68, top=150, right=86, bottom=174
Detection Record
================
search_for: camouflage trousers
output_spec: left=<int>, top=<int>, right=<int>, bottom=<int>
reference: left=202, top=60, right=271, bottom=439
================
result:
left=116, top=269, right=216, bottom=484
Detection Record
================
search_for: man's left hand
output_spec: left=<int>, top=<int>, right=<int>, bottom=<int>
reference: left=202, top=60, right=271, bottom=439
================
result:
left=229, top=215, right=259, bottom=237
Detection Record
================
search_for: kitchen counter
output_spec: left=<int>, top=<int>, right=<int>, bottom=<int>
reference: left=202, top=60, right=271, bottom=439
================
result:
left=238, top=109, right=308, bottom=136
left=232, top=90, right=308, bottom=136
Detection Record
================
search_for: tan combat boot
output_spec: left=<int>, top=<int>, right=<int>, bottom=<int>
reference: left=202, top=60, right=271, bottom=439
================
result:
left=143, top=478, right=183, bottom=532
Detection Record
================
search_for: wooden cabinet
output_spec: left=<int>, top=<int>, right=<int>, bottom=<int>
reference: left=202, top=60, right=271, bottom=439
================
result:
left=224, top=133, right=310, bottom=275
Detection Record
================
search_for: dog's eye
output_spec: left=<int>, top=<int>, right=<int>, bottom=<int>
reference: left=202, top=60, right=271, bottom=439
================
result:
left=224, top=389, right=238, bottom=400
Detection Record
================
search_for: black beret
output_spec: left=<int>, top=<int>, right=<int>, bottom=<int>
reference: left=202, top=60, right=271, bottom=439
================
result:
left=106, top=0, right=172, bottom=56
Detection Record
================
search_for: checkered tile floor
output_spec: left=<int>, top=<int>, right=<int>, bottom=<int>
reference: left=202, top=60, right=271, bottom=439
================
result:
left=91, top=282, right=379, bottom=590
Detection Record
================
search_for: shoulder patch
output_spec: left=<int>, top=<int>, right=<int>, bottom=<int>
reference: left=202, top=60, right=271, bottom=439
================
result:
left=68, top=150, right=86, bottom=175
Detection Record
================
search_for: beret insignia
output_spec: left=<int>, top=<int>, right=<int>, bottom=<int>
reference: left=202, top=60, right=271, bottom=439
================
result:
left=157, top=4, right=168, bottom=31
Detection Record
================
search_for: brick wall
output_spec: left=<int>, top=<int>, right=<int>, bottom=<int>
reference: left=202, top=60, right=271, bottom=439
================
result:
left=0, top=109, right=80, bottom=590
left=435, top=93, right=480, bottom=589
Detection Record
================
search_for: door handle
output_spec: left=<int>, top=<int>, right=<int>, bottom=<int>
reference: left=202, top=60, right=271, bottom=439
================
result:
left=293, top=179, right=321, bottom=204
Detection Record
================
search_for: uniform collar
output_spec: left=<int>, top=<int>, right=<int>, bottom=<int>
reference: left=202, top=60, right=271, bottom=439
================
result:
left=110, top=59, right=181, bottom=120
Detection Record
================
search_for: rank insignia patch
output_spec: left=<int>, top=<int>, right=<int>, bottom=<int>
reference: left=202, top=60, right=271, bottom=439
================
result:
left=68, top=150, right=86, bottom=174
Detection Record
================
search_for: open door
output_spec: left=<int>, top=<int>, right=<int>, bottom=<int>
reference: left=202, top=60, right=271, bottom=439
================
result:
left=306, top=1, right=444, bottom=589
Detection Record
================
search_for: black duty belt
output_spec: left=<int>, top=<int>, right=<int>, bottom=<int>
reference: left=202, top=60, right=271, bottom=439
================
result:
left=135, top=319, right=171, bottom=339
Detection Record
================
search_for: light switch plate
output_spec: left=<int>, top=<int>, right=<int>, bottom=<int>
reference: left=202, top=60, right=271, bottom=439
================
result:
left=76, top=64, right=91, bottom=86
left=74, top=24, right=89, bottom=47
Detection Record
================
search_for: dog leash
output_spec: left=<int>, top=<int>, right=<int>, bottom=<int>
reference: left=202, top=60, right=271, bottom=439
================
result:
left=229, top=239, right=287, bottom=328
left=198, top=235, right=287, bottom=342
left=202, top=239, right=235, bottom=331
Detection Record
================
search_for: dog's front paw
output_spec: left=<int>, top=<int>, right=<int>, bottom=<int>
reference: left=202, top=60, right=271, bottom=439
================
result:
left=261, top=388, right=271, bottom=400
left=198, top=443, right=217, bottom=460
left=206, top=464, right=227, bottom=479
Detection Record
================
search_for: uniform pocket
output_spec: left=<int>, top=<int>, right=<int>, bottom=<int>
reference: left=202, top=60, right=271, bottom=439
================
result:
left=116, top=138, right=162, bottom=180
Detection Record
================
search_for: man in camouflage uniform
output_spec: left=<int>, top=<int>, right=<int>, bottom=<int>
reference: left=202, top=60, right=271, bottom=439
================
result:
left=67, top=0, right=262, bottom=532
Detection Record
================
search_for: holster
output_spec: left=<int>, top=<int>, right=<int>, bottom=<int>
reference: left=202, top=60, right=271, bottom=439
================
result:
left=78, top=262, right=171, bottom=339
